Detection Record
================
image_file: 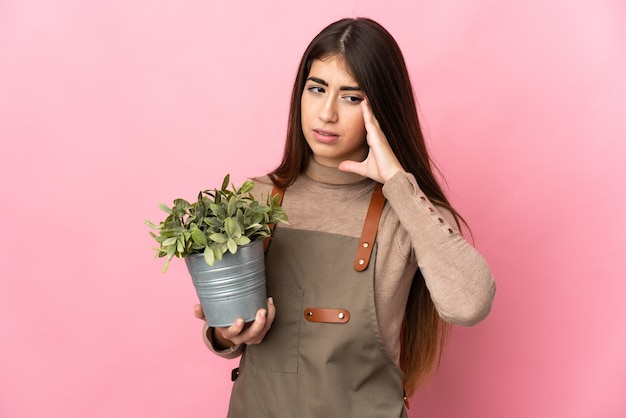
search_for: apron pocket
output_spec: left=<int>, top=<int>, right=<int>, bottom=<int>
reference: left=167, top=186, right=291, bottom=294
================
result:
left=246, top=284, right=303, bottom=373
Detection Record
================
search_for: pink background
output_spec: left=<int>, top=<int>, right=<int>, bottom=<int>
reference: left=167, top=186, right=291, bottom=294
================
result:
left=1, top=1, right=625, bottom=417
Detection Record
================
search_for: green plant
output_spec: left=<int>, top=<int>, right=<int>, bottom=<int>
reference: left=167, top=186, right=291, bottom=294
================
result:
left=146, top=174, right=287, bottom=272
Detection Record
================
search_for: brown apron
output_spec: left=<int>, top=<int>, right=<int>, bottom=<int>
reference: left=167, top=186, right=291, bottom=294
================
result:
left=227, top=185, right=407, bottom=417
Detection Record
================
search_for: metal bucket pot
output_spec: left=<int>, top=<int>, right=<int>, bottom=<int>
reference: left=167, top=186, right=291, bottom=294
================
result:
left=185, top=239, right=267, bottom=327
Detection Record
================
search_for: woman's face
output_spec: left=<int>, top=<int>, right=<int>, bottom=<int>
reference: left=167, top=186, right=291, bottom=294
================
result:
left=300, top=55, right=368, bottom=168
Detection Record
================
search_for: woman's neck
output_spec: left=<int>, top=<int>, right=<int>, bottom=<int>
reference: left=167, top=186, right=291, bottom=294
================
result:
left=305, top=158, right=369, bottom=186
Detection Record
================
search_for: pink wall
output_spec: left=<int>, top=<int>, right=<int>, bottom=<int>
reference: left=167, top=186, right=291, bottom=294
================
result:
left=1, top=1, right=625, bottom=417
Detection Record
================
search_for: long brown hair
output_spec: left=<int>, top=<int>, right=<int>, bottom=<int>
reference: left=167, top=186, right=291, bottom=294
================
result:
left=271, top=17, right=457, bottom=396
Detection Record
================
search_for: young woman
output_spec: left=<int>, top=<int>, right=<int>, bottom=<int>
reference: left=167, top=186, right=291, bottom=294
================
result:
left=194, top=17, right=496, bottom=417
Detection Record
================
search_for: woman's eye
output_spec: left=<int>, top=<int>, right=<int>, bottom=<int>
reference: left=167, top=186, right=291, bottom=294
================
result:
left=345, top=95, right=363, bottom=104
left=308, top=86, right=324, bottom=94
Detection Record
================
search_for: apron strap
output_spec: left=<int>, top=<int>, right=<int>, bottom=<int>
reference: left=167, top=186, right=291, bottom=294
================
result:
left=354, top=183, right=386, bottom=271
left=264, top=182, right=386, bottom=272
left=264, top=184, right=286, bottom=252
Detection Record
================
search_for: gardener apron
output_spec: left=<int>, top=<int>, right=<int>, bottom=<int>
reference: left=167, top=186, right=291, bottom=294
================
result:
left=227, top=184, right=407, bottom=418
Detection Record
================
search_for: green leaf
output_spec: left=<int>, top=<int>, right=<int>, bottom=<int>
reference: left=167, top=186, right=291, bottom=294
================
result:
left=209, top=203, right=227, bottom=219
left=227, top=196, right=237, bottom=216
left=203, top=217, right=222, bottom=228
left=244, top=223, right=262, bottom=232
left=209, top=233, right=228, bottom=243
left=203, top=247, right=215, bottom=266
left=239, top=180, right=254, bottom=194
left=162, top=237, right=177, bottom=247
left=162, top=257, right=171, bottom=273
left=236, top=208, right=245, bottom=226
left=234, top=236, right=251, bottom=246
left=190, top=227, right=208, bottom=246
left=212, top=245, right=224, bottom=261
left=221, top=174, right=230, bottom=191
left=158, top=204, right=172, bottom=214
left=173, top=198, right=191, bottom=208
left=251, top=204, right=269, bottom=214
left=224, top=217, right=242, bottom=237
left=227, top=238, right=237, bottom=254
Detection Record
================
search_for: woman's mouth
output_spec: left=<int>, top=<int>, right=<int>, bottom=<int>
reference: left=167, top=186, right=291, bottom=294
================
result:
left=313, top=129, right=339, bottom=144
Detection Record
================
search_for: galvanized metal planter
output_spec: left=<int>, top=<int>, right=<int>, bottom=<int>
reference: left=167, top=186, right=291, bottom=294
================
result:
left=185, top=239, right=267, bottom=327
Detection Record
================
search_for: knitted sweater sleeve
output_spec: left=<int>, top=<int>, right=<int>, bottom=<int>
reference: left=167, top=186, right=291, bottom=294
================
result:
left=382, top=171, right=496, bottom=326
left=201, top=323, right=244, bottom=359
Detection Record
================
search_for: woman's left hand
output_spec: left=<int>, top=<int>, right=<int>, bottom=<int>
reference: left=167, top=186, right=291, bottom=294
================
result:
left=338, top=99, right=405, bottom=183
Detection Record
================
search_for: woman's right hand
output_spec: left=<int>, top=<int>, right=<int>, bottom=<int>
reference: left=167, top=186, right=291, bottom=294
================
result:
left=194, top=297, right=276, bottom=346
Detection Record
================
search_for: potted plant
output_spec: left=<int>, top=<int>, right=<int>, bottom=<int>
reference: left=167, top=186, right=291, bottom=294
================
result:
left=145, top=174, right=288, bottom=327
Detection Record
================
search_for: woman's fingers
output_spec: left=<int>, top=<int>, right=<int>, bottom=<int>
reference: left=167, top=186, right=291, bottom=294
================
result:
left=214, top=297, right=276, bottom=345
left=193, top=304, right=205, bottom=320
left=216, top=318, right=246, bottom=342
left=361, top=99, right=382, bottom=143
left=339, top=99, right=404, bottom=183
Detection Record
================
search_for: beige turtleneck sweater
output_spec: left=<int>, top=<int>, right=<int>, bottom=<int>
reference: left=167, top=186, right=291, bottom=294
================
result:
left=203, top=160, right=496, bottom=365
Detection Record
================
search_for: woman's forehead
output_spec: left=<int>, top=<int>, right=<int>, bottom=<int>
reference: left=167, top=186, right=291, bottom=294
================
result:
left=308, top=55, right=357, bottom=81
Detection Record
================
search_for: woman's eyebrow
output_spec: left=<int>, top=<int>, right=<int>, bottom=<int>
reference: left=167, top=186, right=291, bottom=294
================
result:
left=306, top=76, right=362, bottom=91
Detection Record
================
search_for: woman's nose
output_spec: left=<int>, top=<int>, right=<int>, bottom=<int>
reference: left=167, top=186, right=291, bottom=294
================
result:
left=319, top=98, right=338, bottom=123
